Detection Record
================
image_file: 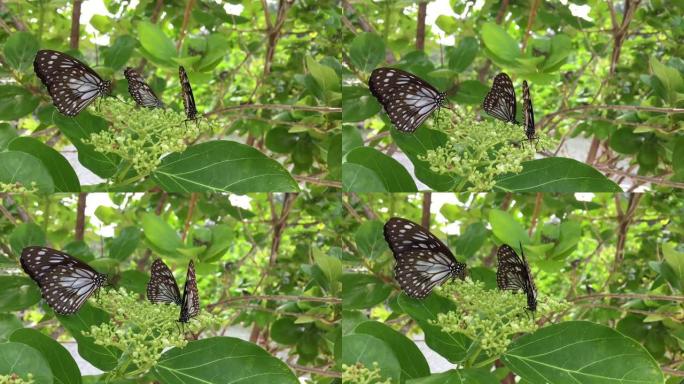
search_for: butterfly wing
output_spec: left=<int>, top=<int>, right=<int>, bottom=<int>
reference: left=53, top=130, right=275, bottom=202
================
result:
left=483, top=72, right=517, bottom=124
left=178, top=260, right=200, bottom=322
left=124, top=67, right=163, bottom=108
left=34, top=50, right=111, bottom=116
left=384, top=217, right=466, bottom=298
left=496, top=244, right=537, bottom=311
left=369, top=67, right=446, bottom=133
left=147, top=258, right=182, bottom=305
left=522, top=80, right=536, bottom=140
left=178, top=66, right=198, bottom=120
left=20, top=246, right=107, bottom=315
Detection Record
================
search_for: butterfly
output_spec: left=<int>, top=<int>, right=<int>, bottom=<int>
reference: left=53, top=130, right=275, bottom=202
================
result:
left=368, top=67, right=448, bottom=133
left=482, top=72, right=518, bottom=124
left=146, top=259, right=200, bottom=323
left=496, top=243, right=537, bottom=312
left=34, top=50, right=112, bottom=116
left=383, top=217, right=467, bottom=299
left=522, top=80, right=537, bottom=143
left=124, top=67, right=163, bottom=108
left=20, top=246, right=108, bottom=315
left=178, top=66, right=198, bottom=121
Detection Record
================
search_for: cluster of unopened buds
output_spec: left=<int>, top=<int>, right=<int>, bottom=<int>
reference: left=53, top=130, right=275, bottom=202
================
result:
left=342, top=362, right=392, bottom=384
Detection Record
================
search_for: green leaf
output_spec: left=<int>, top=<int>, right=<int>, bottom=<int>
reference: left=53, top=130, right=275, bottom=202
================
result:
left=103, top=35, right=137, bottom=70
left=354, top=321, right=430, bottom=381
left=89, top=14, right=113, bottom=33
left=341, top=273, right=393, bottom=310
left=349, top=32, right=386, bottom=72
left=138, top=21, right=177, bottom=64
left=0, top=85, right=40, bottom=120
left=0, top=123, right=19, bottom=151
left=58, top=303, right=122, bottom=371
left=306, top=57, right=340, bottom=92
left=481, top=22, right=520, bottom=63
left=610, top=128, right=642, bottom=154
left=452, top=80, right=489, bottom=105
left=0, top=342, right=53, bottom=384
left=270, top=317, right=307, bottom=345
left=489, top=210, right=529, bottom=247
left=448, top=37, right=479, bottom=73
left=9, top=222, right=46, bottom=255
left=407, top=368, right=499, bottom=384
left=346, top=147, right=417, bottom=192
left=53, top=112, right=121, bottom=178
left=153, top=336, right=298, bottom=383
left=197, top=34, right=229, bottom=71
left=342, top=334, right=401, bottom=383
left=0, top=276, right=40, bottom=313
left=494, top=158, right=621, bottom=192
left=141, top=213, right=183, bottom=254
left=3, top=32, right=39, bottom=72
left=454, top=223, right=488, bottom=259
left=109, top=226, right=141, bottom=261
left=354, top=220, right=388, bottom=260
left=342, top=125, right=364, bottom=155
left=152, top=141, right=298, bottom=192
left=391, top=126, right=458, bottom=190
left=543, top=34, right=572, bottom=71
left=265, top=127, right=298, bottom=153
left=313, top=248, right=342, bottom=288
left=650, top=58, right=684, bottom=104
left=553, top=220, right=581, bottom=258
left=0, top=151, right=54, bottom=192
left=0, top=313, right=22, bottom=342
left=8, top=137, right=80, bottom=192
left=10, top=328, right=82, bottom=384
left=117, top=269, right=148, bottom=294
left=397, top=293, right=472, bottom=363
left=436, top=15, right=458, bottom=34
left=202, top=224, right=234, bottom=262
left=502, top=321, right=663, bottom=384
left=342, top=86, right=381, bottom=122
left=673, top=136, right=684, bottom=177
left=342, top=163, right=387, bottom=192
left=663, top=243, right=684, bottom=292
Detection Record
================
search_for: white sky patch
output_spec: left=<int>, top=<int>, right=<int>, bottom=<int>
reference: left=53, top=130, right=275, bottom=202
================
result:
left=224, top=3, right=244, bottom=15
left=574, top=193, right=595, bottom=202
left=85, top=193, right=116, bottom=237
left=430, top=194, right=463, bottom=235
left=229, top=195, right=252, bottom=210
left=567, top=2, right=593, bottom=21
left=426, top=0, right=457, bottom=46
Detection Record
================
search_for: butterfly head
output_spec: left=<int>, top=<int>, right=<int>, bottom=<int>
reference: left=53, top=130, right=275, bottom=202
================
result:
left=101, top=80, right=113, bottom=96
left=451, top=262, right=467, bottom=280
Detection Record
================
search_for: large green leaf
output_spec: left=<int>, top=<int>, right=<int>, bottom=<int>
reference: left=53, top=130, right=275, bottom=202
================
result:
left=109, top=226, right=141, bottom=261
left=447, top=37, right=479, bottom=73
left=0, top=313, right=23, bottom=342
left=481, top=22, right=520, bottom=63
left=152, top=141, right=298, bottom=192
left=53, top=112, right=121, bottom=179
left=494, top=158, right=621, bottom=192
left=391, top=127, right=457, bottom=190
left=57, top=303, right=122, bottom=371
left=3, top=32, right=39, bottom=72
left=354, top=220, right=388, bottom=260
left=8, top=137, right=80, bottom=192
left=0, top=85, right=40, bottom=120
left=345, top=147, right=417, bottom=192
left=489, top=210, right=529, bottom=247
left=152, top=336, right=298, bottom=383
left=407, top=369, right=499, bottom=384
left=11, top=328, right=82, bottom=384
left=0, top=276, right=41, bottom=312
left=342, top=86, right=380, bottom=122
left=349, top=32, right=386, bottom=72
left=501, top=321, right=663, bottom=384
left=103, top=35, right=137, bottom=70
left=141, top=213, right=184, bottom=254
left=354, top=321, right=430, bottom=382
left=397, top=293, right=472, bottom=363
left=138, top=21, right=177, bottom=64
left=0, top=342, right=53, bottom=384
left=342, top=334, right=401, bottom=383
left=9, top=222, right=46, bottom=255
left=342, top=163, right=387, bottom=192
left=0, top=151, right=54, bottom=193
left=341, top=273, right=393, bottom=310
left=0, top=123, right=18, bottom=150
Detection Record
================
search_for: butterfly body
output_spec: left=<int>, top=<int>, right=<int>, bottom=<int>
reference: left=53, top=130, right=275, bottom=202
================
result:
left=34, top=50, right=111, bottom=116
left=483, top=72, right=518, bottom=125
left=20, top=246, right=107, bottom=315
left=178, top=66, right=198, bottom=121
left=384, top=217, right=466, bottom=298
left=369, top=67, right=447, bottom=133
left=146, top=259, right=200, bottom=323
left=522, top=80, right=537, bottom=143
left=124, top=67, right=163, bottom=108
left=496, top=243, right=537, bottom=312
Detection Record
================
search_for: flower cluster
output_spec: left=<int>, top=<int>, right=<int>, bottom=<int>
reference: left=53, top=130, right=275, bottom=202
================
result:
left=0, top=374, right=33, bottom=384
left=0, top=182, right=37, bottom=193
left=85, top=288, right=218, bottom=379
left=342, top=362, right=392, bottom=384
left=422, top=107, right=557, bottom=191
left=433, top=278, right=569, bottom=359
left=86, top=99, right=209, bottom=178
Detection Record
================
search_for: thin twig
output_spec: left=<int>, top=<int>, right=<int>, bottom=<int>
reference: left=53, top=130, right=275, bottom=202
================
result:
left=288, top=363, right=341, bottom=378
left=70, top=0, right=82, bottom=50
left=571, top=293, right=684, bottom=302
left=181, top=193, right=198, bottom=242
left=293, top=175, right=341, bottom=188
left=75, top=193, right=87, bottom=241
left=176, top=0, right=196, bottom=52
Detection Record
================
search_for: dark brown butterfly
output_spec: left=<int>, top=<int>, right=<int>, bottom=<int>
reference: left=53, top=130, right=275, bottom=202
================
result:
left=483, top=72, right=518, bottom=124
left=369, top=67, right=447, bottom=133
left=496, top=243, right=537, bottom=312
left=178, top=66, right=198, bottom=121
left=146, top=259, right=199, bottom=323
left=21, top=246, right=108, bottom=315
left=522, top=80, right=537, bottom=143
left=124, top=67, right=163, bottom=108
left=384, top=217, right=467, bottom=298
left=34, top=50, right=111, bottom=116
